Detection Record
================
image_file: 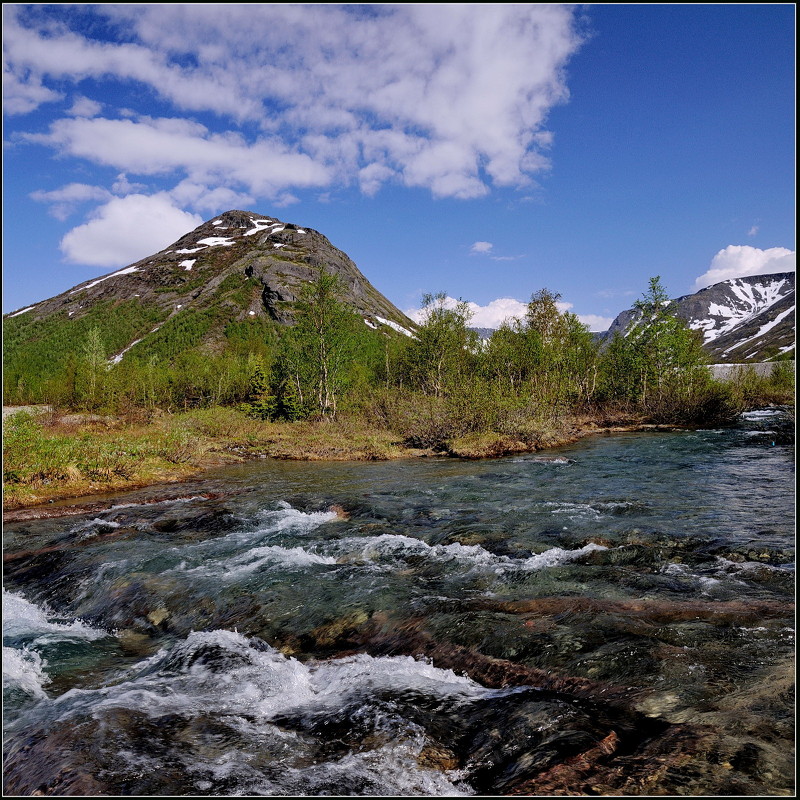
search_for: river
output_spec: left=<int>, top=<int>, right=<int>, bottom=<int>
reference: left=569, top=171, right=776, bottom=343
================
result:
left=3, top=409, right=794, bottom=796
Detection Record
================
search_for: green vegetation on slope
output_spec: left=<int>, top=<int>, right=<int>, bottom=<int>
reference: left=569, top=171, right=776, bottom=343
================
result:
left=4, top=299, right=168, bottom=404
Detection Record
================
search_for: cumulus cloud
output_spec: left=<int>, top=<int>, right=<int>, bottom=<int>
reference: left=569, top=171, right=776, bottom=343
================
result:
left=110, top=174, right=147, bottom=194
left=6, top=4, right=584, bottom=201
left=59, top=194, right=202, bottom=267
left=747, top=225, right=759, bottom=237
left=693, top=245, right=796, bottom=290
left=405, top=296, right=525, bottom=328
left=67, top=95, right=102, bottom=117
left=404, top=295, right=590, bottom=330
left=169, top=180, right=255, bottom=214
left=471, top=241, right=494, bottom=254
left=2, top=68, right=62, bottom=115
left=577, top=314, right=614, bottom=332
left=26, top=115, right=333, bottom=199
left=30, top=182, right=112, bottom=220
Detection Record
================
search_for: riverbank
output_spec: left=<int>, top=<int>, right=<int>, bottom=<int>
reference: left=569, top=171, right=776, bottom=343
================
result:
left=2, top=405, right=677, bottom=516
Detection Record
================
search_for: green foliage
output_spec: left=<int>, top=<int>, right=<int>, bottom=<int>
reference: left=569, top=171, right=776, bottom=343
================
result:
left=224, top=317, right=279, bottom=358
left=83, top=325, right=106, bottom=410
left=481, top=289, right=598, bottom=413
left=278, top=270, right=376, bottom=418
left=400, top=292, right=478, bottom=397
left=239, top=355, right=278, bottom=420
left=5, top=272, right=790, bottom=433
left=3, top=300, right=166, bottom=405
left=598, top=276, right=709, bottom=413
left=276, top=379, right=305, bottom=421
left=769, top=360, right=795, bottom=390
left=716, top=364, right=796, bottom=410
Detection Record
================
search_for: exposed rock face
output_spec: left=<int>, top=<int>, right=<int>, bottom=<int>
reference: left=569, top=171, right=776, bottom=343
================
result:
left=605, top=273, right=795, bottom=362
left=4, top=209, right=415, bottom=351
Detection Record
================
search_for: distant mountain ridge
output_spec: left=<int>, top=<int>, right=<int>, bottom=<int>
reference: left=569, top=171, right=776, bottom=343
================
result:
left=605, top=272, right=795, bottom=362
left=3, top=211, right=420, bottom=399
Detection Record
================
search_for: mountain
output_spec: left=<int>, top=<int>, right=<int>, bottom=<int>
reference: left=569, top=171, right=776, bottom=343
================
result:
left=6, top=209, right=415, bottom=332
left=469, top=327, right=495, bottom=341
left=604, top=273, right=795, bottom=363
left=4, top=210, right=416, bottom=386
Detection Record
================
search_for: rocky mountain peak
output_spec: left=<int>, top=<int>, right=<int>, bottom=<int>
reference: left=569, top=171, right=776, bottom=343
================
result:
left=4, top=211, right=416, bottom=377
left=605, top=272, right=795, bottom=362
left=6, top=210, right=415, bottom=333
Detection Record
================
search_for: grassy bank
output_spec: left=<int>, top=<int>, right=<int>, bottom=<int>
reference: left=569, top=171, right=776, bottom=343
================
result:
left=2, top=407, right=403, bottom=510
left=3, top=405, right=657, bottom=511
left=5, top=375, right=794, bottom=513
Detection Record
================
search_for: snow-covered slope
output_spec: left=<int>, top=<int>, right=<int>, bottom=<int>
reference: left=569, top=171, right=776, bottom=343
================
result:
left=605, top=273, right=795, bottom=362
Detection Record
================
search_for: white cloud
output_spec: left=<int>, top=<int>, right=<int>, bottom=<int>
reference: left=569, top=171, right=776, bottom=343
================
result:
left=467, top=298, right=529, bottom=328
left=471, top=241, right=494, bottom=254
left=59, top=194, right=202, bottom=267
left=8, top=4, right=584, bottom=201
left=747, top=225, right=759, bottom=237
left=68, top=96, right=102, bottom=117
left=169, top=180, right=255, bottom=214
left=404, top=295, right=581, bottom=330
left=359, top=163, right=397, bottom=197
left=273, top=192, right=300, bottom=208
left=30, top=183, right=112, bottom=220
left=2, top=67, right=62, bottom=115
left=693, top=245, right=796, bottom=290
left=26, top=115, right=332, bottom=199
left=577, top=314, right=614, bottom=332
left=110, top=173, right=147, bottom=194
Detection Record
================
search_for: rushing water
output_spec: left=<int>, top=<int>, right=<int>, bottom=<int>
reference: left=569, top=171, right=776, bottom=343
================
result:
left=3, top=410, right=795, bottom=796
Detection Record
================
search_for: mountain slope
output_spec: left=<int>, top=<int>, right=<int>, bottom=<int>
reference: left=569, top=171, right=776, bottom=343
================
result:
left=4, top=210, right=415, bottom=389
left=605, top=273, right=795, bottom=362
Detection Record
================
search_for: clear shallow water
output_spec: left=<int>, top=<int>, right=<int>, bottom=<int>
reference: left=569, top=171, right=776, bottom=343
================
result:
left=3, top=410, right=795, bottom=796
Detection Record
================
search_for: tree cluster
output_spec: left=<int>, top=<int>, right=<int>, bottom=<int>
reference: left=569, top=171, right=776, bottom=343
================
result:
left=6, top=273, right=770, bottom=430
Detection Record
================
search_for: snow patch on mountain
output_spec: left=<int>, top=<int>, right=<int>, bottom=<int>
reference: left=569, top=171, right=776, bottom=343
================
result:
left=605, top=272, right=794, bottom=363
left=9, top=305, right=37, bottom=317
left=376, top=316, right=414, bottom=337
left=70, top=265, right=140, bottom=294
left=196, top=236, right=235, bottom=247
left=690, top=276, right=791, bottom=344
left=723, top=305, right=795, bottom=356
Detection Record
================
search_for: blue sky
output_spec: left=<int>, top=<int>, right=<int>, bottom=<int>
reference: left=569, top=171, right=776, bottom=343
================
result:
left=3, top=3, right=795, bottom=328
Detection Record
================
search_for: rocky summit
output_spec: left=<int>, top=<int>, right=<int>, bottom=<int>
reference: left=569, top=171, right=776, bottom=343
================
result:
left=3, top=211, right=416, bottom=382
left=605, top=272, right=795, bottom=363
left=6, top=210, right=415, bottom=334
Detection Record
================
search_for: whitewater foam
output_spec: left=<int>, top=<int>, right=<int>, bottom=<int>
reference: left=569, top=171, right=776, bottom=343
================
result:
left=327, top=533, right=606, bottom=575
left=172, top=544, right=337, bottom=579
left=2, top=645, right=51, bottom=699
left=53, top=630, right=489, bottom=724
left=3, top=589, right=110, bottom=644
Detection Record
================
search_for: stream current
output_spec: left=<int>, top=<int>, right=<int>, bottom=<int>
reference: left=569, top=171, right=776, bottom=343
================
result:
left=3, top=410, right=795, bottom=795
